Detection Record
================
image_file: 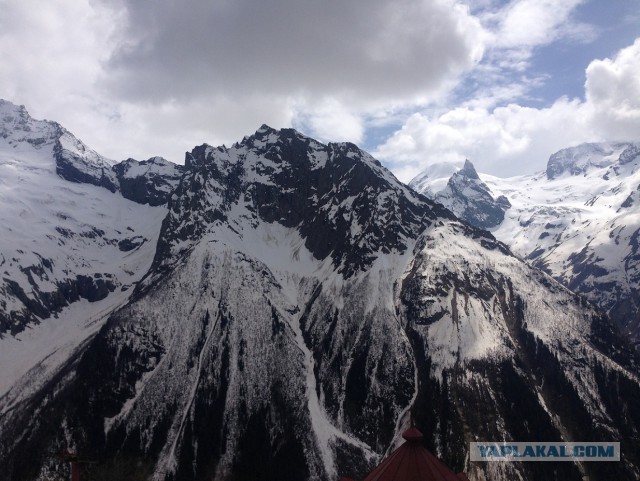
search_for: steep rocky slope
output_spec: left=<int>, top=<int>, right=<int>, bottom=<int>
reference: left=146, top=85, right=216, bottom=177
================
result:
left=431, top=160, right=511, bottom=229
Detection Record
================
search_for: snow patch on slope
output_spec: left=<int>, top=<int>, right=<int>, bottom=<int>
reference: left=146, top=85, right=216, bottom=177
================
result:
left=0, top=289, right=133, bottom=412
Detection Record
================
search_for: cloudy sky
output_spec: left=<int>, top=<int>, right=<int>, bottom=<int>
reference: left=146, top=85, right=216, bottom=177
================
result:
left=1, top=0, right=639, bottom=181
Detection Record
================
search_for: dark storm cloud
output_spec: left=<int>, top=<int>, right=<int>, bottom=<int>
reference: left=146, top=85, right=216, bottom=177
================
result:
left=100, top=0, right=484, bottom=104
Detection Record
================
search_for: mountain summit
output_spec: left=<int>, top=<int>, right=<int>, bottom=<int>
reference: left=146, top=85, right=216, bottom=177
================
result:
left=434, top=159, right=511, bottom=229
left=0, top=101, right=182, bottom=340
left=1, top=103, right=639, bottom=481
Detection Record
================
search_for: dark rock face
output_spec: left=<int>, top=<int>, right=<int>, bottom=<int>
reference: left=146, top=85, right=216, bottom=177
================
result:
left=54, top=139, right=119, bottom=192
left=0, top=272, right=116, bottom=335
left=619, top=144, right=640, bottom=165
left=459, top=158, right=480, bottom=179
left=435, top=160, right=510, bottom=229
left=118, top=237, right=146, bottom=252
left=55, top=157, right=117, bottom=192
left=153, top=126, right=451, bottom=278
left=55, top=142, right=184, bottom=206
left=114, top=157, right=184, bottom=206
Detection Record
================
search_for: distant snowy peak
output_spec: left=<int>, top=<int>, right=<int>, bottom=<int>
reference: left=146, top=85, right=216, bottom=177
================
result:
left=0, top=100, right=179, bottom=338
left=467, top=141, right=640, bottom=345
left=434, top=159, right=510, bottom=230
left=546, top=142, right=640, bottom=179
left=0, top=100, right=60, bottom=149
left=0, top=99, right=119, bottom=189
left=54, top=131, right=120, bottom=192
left=54, top=129, right=184, bottom=205
left=407, top=161, right=461, bottom=196
left=0, top=100, right=184, bottom=206
left=459, top=158, right=480, bottom=179
left=114, top=157, right=185, bottom=206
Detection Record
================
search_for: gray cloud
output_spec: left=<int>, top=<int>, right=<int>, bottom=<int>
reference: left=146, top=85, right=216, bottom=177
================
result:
left=101, top=0, right=484, bottom=105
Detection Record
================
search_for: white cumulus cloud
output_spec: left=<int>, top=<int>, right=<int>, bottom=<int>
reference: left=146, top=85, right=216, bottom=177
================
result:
left=376, top=38, right=640, bottom=182
left=585, top=38, right=640, bottom=140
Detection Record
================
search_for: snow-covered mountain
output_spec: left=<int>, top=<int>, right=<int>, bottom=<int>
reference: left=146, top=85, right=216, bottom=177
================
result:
left=410, top=143, right=640, bottom=347
left=406, top=161, right=460, bottom=196
left=0, top=100, right=181, bottom=403
left=1, top=103, right=640, bottom=481
left=430, top=160, right=511, bottom=229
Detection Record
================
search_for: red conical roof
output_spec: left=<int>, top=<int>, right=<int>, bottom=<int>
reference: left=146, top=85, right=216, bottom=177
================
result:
left=360, top=428, right=466, bottom=481
left=402, top=427, right=424, bottom=442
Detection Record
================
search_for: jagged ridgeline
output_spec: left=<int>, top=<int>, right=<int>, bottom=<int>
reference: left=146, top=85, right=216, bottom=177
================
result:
left=0, top=101, right=639, bottom=481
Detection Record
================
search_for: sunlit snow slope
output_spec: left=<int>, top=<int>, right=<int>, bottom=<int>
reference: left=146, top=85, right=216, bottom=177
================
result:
left=0, top=101, right=170, bottom=405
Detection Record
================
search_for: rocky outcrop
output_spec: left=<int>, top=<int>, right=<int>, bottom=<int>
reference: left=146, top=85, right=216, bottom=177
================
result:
left=435, top=160, right=511, bottom=229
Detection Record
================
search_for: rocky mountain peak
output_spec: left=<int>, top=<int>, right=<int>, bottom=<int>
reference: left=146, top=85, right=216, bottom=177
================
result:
left=461, top=159, right=480, bottom=179
left=233, top=124, right=309, bottom=154
left=0, top=99, right=28, bottom=119
left=255, top=123, right=277, bottom=136
left=0, top=99, right=61, bottom=148
left=619, top=144, right=640, bottom=165
left=434, top=159, right=510, bottom=230
left=407, top=162, right=461, bottom=196
left=545, top=142, right=630, bottom=179
left=154, top=126, right=448, bottom=279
